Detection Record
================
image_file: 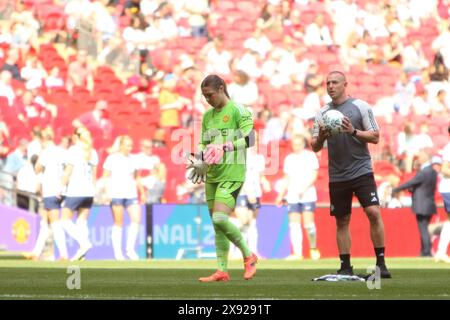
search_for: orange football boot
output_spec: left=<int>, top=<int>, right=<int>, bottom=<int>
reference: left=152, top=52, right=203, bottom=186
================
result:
left=199, top=270, right=230, bottom=282
left=243, top=253, right=258, bottom=280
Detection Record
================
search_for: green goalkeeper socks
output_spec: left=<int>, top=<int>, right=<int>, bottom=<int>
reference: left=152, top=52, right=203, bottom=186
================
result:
left=212, top=212, right=252, bottom=260
left=214, top=226, right=230, bottom=272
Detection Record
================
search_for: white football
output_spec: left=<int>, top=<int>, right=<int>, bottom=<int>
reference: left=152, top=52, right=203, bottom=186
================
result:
left=323, top=110, right=344, bottom=135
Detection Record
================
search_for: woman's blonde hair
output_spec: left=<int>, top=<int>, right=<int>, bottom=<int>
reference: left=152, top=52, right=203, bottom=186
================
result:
left=109, top=135, right=133, bottom=154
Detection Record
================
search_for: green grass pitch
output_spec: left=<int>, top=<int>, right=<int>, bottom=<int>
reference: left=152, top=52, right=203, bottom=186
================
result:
left=0, top=258, right=449, bottom=300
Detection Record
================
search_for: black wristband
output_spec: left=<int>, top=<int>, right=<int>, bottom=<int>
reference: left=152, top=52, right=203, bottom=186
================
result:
left=352, top=129, right=357, bottom=137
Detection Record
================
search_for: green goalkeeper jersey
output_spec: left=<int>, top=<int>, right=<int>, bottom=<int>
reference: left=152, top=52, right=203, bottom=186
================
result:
left=200, top=100, right=254, bottom=182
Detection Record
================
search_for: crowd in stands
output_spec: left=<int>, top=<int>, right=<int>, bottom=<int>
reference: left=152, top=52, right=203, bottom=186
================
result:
left=0, top=0, right=449, bottom=205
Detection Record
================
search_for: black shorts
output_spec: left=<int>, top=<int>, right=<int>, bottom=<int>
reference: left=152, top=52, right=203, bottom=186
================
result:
left=329, top=173, right=379, bottom=217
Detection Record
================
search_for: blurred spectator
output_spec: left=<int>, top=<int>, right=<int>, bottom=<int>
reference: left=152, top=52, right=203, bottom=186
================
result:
left=133, top=139, right=161, bottom=172
left=3, top=138, right=28, bottom=175
left=327, top=0, right=358, bottom=47
left=140, top=0, right=162, bottom=17
left=360, top=2, right=389, bottom=38
left=154, top=2, right=178, bottom=40
left=173, top=61, right=198, bottom=100
left=432, top=23, right=450, bottom=69
left=45, top=67, right=64, bottom=89
left=201, top=34, right=232, bottom=76
left=67, top=49, right=94, bottom=92
left=257, top=2, right=282, bottom=32
left=122, top=16, right=148, bottom=55
left=98, top=37, right=131, bottom=71
left=402, top=40, right=429, bottom=72
left=262, top=38, right=298, bottom=88
left=9, top=0, right=39, bottom=51
left=152, top=128, right=167, bottom=148
left=16, top=91, right=51, bottom=127
left=0, top=119, right=9, bottom=168
left=228, top=70, right=259, bottom=110
left=183, top=0, right=209, bottom=38
left=16, top=154, right=39, bottom=211
left=385, top=9, right=406, bottom=38
left=141, top=160, right=167, bottom=204
left=123, top=0, right=142, bottom=17
left=377, top=173, right=402, bottom=208
left=414, top=123, right=434, bottom=151
left=1, top=48, right=22, bottom=81
left=283, top=7, right=305, bottom=41
left=20, top=55, right=47, bottom=90
left=293, top=84, right=324, bottom=121
left=26, top=125, right=43, bottom=159
left=411, top=86, right=431, bottom=116
left=0, top=24, right=12, bottom=45
left=65, top=0, right=94, bottom=43
left=158, top=73, right=190, bottom=127
left=243, top=28, right=273, bottom=59
left=392, top=150, right=440, bottom=257
left=380, top=144, right=396, bottom=164
left=397, top=121, right=418, bottom=173
left=394, top=72, right=416, bottom=116
left=92, top=0, right=117, bottom=45
left=177, top=173, right=205, bottom=203
left=382, top=33, right=403, bottom=66
left=74, top=100, right=113, bottom=140
left=340, top=32, right=370, bottom=68
left=0, top=70, right=15, bottom=105
left=303, top=62, right=323, bottom=93
left=430, top=89, right=450, bottom=117
left=262, top=107, right=291, bottom=144
left=234, top=49, right=262, bottom=80
left=304, top=14, right=334, bottom=47
left=429, top=51, right=449, bottom=82
left=0, top=0, right=14, bottom=19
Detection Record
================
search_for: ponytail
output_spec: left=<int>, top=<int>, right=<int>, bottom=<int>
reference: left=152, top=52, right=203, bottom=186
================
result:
left=201, top=74, right=230, bottom=98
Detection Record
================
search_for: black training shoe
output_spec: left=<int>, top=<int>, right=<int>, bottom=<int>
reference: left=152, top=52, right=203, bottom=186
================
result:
left=378, top=264, right=392, bottom=279
left=337, top=266, right=354, bottom=275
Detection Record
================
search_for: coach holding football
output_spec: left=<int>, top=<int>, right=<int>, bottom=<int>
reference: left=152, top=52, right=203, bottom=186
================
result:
left=311, top=71, right=391, bottom=278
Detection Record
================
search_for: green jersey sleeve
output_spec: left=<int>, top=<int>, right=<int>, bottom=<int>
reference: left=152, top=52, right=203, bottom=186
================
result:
left=232, top=106, right=254, bottom=150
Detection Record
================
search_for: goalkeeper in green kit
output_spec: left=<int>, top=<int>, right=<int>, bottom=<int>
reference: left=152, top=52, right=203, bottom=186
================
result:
left=187, top=74, right=258, bottom=282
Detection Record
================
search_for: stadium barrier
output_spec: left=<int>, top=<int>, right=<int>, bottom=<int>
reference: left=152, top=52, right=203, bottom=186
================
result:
left=1, top=203, right=448, bottom=259
left=0, top=170, right=40, bottom=213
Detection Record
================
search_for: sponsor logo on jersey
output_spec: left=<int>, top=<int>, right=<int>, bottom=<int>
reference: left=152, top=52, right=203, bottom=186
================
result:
left=371, top=197, right=378, bottom=202
left=223, top=115, right=230, bottom=123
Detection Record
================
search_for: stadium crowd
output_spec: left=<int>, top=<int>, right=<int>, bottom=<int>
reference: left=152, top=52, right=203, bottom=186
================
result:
left=0, top=0, right=449, bottom=208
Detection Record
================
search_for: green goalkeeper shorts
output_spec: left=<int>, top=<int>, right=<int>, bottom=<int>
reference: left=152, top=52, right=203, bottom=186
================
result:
left=205, top=182, right=243, bottom=211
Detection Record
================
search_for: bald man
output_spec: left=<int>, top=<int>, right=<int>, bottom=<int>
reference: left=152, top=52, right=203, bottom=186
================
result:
left=311, top=71, right=391, bottom=278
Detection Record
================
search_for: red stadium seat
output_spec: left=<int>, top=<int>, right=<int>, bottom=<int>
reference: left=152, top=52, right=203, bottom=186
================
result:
left=215, top=1, right=236, bottom=11
left=0, top=95, right=10, bottom=107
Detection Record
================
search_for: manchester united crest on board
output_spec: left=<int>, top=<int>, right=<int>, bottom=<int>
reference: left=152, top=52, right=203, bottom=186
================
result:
left=12, top=218, right=31, bottom=244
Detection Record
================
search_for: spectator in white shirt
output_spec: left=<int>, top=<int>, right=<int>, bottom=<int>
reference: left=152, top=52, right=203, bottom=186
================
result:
left=304, top=14, right=333, bottom=46
left=228, top=70, right=259, bottom=110
left=0, top=70, right=14, bottom=106
left=45, top=67, right=64, bottom=89
left=402, top=40, right=429, bottom=72
left=21, top=55, right=47, bottom=90
left=243, top=28, right=273, bottom=59
left=430, top=89, right=450, bottom=117
left=202, top=35, right=232, bottom=76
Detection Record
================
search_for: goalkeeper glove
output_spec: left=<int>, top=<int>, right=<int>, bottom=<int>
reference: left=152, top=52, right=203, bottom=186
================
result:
left=186, top=153, right=208, bottom=184
left=203, top=141, right=234, bottom=165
